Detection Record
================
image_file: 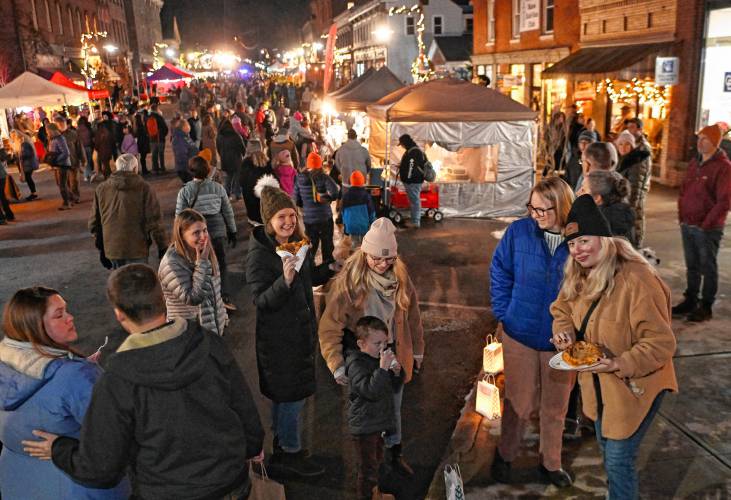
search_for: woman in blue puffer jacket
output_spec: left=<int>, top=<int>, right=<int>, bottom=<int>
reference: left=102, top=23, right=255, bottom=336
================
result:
left=0, top=287, right=130, bottom=499
left=489, top=177, right=576, bottom=488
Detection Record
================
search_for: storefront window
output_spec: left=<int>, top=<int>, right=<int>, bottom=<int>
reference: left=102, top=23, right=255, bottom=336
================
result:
left=698, top=6, right=731, bottom=128
left=509, top=64, right=525, bottom=104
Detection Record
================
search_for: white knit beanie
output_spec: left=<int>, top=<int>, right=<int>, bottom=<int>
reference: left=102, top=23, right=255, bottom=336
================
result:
left=361, top=218, right=398, bottom=258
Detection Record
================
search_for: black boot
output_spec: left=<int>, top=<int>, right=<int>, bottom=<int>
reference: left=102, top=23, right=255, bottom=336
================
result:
left=672, top=296, right=697, bottom=317
left=539, top=464, right=573, bottom=488
left=268, top=447, right=324, bottom=478
left=491, top=450, right=511, bottom=483
left=385, top=444, right=413, bottom=477
left=687, top=302, right=712, bottom=322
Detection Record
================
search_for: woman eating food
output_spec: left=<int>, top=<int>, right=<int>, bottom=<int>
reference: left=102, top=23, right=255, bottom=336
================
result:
left=551, top=194, right=678, bottom=500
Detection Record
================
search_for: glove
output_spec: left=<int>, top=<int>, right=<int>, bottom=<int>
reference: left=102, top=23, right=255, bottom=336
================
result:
left=228, top=231, right=237, bottom=248
left=99, top=251, right=113, bottom=270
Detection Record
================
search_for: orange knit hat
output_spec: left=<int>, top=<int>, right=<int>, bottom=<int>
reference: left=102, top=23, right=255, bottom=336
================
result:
left=197, top=148, right=212, bottom=163
left=698, top=124, right=723, bottom=148
left=306, top=151, right=323, bottom=169
left=350, top=171, right=366, bottom=187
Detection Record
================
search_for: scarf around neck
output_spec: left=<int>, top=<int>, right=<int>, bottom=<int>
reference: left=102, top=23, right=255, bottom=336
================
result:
left=364, top=270, right=399, bottom=342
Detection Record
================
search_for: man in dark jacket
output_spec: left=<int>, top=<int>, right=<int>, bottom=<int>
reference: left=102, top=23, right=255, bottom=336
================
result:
left=216, top=119, right=246, bottom=198
left=24, top=264, right=264, bottom=500
left=55, top=116, right=84, bottom=204
left=148, top=103, right=169, bottom=174
left=673, top=124, right=731, bottom=322
left=397, top=134, right=425, bottom=229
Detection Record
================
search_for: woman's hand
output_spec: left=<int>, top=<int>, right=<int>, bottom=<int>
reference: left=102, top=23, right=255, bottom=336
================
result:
left=282, top=256, right=298, bottom=287
left=196, top=240, right=210, bottom=262
left=581, top=357, right=620, bottom=373
left=550, top=330, right=575, bottom=351
left=22, top=430, right=58, bottom=460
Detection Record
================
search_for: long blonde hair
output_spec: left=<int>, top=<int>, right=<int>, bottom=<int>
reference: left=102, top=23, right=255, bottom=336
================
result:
left=331, top=249, right=411, bottom=310
left=559, top=236, right=652, bottom=301
left=172, top=209, right=219, bottom=275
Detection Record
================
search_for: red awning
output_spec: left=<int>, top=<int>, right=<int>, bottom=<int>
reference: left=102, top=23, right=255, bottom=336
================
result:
left=48, top=72, right=110, bottom=100
left=163, top=62, right=193, bottom=78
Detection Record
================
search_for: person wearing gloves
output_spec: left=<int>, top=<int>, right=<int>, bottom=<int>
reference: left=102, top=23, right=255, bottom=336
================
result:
left=319, top=217, right=424, bottom=477
left=342, top=171, right=376, bottom=246
left=615, top=130, right=651, bottom=247
left=159, top=209, right=228, bottom=336
left=293, top=151, right=340, bottom=264
left=176, top=156, right=238, bottom=311
left=245, top=177, right=334, bottom=479
left=551, top=194, right=677, bottom=500
left=273, top=148, right=298, bottom=197
left=489, top=177, right=576, bottom=487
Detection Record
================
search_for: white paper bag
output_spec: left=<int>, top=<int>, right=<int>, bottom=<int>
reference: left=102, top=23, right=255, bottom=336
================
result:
left=276, top=244, right=310, bottom=272
left=444, top=464, right=465, bottom=500
left=482, top=334, right=504, bottom=374
left=476, top=374, right=501, bottom=420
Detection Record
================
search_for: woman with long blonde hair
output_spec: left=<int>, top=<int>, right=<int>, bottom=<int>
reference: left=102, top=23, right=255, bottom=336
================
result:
left=319, top=217, right=425, bottom=476
left=158, top=208, right=227, bottom=336
left=551, top=194, right=677, bottom=500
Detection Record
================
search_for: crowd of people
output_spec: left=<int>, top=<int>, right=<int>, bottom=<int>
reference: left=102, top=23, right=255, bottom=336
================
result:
left=0, top=73, right=729, bottom=500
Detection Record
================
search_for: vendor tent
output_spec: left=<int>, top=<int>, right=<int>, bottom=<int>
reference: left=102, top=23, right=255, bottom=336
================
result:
left=0, top=71, right=89, bottom=108
left=146, top=63, right=193, bottom=82
left=327, top=67, right=376, bottom=98
left=333, top=67, right=405, bottom=112
left=367, top=78, right=537, bottom=218
left=49, top=72, right=110, bottom=100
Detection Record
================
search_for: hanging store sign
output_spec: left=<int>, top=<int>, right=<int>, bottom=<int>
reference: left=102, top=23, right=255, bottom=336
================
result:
left=520, top=0, right=541, bottom=32
left=655, top=57, right=679, bottom=86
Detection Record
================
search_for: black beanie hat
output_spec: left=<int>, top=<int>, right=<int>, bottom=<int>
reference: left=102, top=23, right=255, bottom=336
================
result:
left=564, top=194, right=612, bottom=241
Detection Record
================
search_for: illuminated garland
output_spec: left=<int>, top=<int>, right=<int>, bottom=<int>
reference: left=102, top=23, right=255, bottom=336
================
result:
left=389, top=4, right=435, bottom=82
left=595, top=78, right=669, bottom=108
left=80, top=30, right=108, bottom=82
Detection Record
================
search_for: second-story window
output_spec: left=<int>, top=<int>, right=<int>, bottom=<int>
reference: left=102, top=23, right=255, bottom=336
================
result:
left=487, top=0, right=495, bottom=42
left=31, top=0, right=39, bottom=30
left=466, top=17, right=473, bottom=34
left=44, top=0, right=52, bottom=32
left=512, top=0, right=521, bottom=39
left=543, top=0, right=555, bottom=33
left=406, top=16, right=415, bottom=35
left=56, top=2, right=63, bottom=35
left=433, top=15, right=443, bottom=35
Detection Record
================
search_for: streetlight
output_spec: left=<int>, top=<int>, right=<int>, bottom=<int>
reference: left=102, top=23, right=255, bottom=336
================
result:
left=373, top=26, right=394, bottom=43
left=165, top=47, right=176, bottom=58
left=103, top=44, right=118, bottom=54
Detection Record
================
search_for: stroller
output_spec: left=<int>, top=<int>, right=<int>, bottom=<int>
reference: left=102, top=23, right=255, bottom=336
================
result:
left=385, top=182, right=443, bottom=224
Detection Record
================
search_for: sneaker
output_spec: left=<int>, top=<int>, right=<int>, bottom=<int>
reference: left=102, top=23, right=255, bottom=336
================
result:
left=90, top=173, right=98, bottom=182
left=269, top=450, right=324, bottom=478
left=672, top=298, right=697, bottom=317
left=687, top=303, right=712, bottom=322
left=25, top=193, right=38, bottom=201
left=58, top=204, right=71, bottom=211
left=491, top=450, right=511, bottom=484
left=539, top=464, right=573, bottom=488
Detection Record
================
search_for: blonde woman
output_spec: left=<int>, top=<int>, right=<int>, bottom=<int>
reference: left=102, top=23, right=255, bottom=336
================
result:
left=489, top=177, right=575, bottom=487
left=319, top=217, right=425, bottom=476
left=158, top=209, right=227, bottom=336
left=551, top=194, right=677, bottom=500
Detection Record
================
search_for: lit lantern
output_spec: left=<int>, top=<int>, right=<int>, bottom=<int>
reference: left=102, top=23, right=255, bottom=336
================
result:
left=482, top=334, right=504, bottom=374
left=476, top=374, right=501, bottom=420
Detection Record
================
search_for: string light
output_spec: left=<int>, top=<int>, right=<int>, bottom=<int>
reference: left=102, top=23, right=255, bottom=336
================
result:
left=595, top=78, right=670, bottom=109
left=389, top=4, right=435, bottom=82
left=80, top=30, right=108, bottom=82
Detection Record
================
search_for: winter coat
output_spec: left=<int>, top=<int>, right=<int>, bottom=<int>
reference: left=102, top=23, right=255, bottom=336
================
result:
left=616, top=148, right=652, bottom=208
left=19, top=140, right=39, bottom=172
left=200, top=123, right=218, bottom=166
left=345, top=350, right=398, bottom=436
left=188, top=117, right=202, bottom=143
left=159, top=247, right=228, bottom=336
left=148, top=111, right=168, bottom=142
left=293, top=169, right=340, bottom=224
left=120, top=134, right=139, bottom=155
left=94, top=120, right=116, bottom=160
left=246, top=226, right=334, bottom=402
left=678, top=149, right=731, bottom=230
left=490, top=217, right=569, bottom=351
left=171, top=128, right=198, bottom=173
left=0, top=338, right=130, bottom=499
left=134, top=114, right=150, bottom=155
left=77, top=122, right=94, bottom=148
left=175, top=179, right=236, bottom=239
left=62, top=128, right=84, bottom=168
left=240, top=159, right=273, bottom=224
left=216, top=124, right=246, bottom=174
left=342, top=187, right=376, bottom=236
left=50, top=319, right=264, bottom=500
left=270, top=137, right=300, bottom=170
left=273, top=163, right=297, bottom=197
left=335, top=139, right=371, bottom=187
left=551, top=261, right=678, bottom=439
left=89, top=171, right=168, bottom=260
left=600, top=201, right=637, bottom=247
left=398, top=146, right=426, bottom=184
left=319, top=274, right=425, bottom=384
left=48, top=135, right=72, bottom=168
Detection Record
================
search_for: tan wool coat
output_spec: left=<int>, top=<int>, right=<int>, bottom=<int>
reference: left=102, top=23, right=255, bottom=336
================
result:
left=550, top=261, right=678, bottom=440
left=318, top=276, right=425, bottom=384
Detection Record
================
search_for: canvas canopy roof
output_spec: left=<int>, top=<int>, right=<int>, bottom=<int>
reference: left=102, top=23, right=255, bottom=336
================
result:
left=0, top=72, right=89, bottom=108
left=146, top=63, right=193, bottom=82
left=333, top=66, right=405, bottom=112
left=327, top=67, right=376, bottom=98
left=49, top=72, right=110, bottom=100
left=367, top=78, right=537, bottom=122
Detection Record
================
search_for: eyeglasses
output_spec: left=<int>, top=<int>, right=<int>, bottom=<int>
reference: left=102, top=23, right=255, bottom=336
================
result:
left=526, top=204, right=555, bottom=217
left=368, top=255, right=397, bottom=265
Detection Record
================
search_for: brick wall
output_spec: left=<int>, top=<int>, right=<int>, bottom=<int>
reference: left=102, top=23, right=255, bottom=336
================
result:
left=579, top=0, right=676, bottom=43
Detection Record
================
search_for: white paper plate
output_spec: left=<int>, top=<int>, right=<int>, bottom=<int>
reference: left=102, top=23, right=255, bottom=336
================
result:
left=276, top=244, right=310, bottom=272
left=548, top=351, right=600, bottom=371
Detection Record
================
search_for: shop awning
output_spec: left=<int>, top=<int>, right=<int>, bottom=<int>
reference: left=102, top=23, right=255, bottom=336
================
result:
left=48, top=72, right=110, bottom=100
left=542, top=42, right=675, bottom=79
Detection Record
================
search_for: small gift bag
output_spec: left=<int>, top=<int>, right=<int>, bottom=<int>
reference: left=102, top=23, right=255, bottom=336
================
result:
left=482, top=334, right=504, bottom=374
left=476, top=374, right=501, bottom=420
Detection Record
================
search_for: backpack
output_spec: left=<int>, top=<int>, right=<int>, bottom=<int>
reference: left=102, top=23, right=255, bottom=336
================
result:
left=409, top=147, right=436, bottom=182
left=146, top=116, right=159, bottom=140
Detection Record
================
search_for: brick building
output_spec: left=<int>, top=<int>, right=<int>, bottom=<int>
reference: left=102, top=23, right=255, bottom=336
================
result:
left=123, top=0, right=164, bottom=76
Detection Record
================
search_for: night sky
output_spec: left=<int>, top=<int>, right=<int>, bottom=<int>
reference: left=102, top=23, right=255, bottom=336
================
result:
left=161, top=0, right=310, bottom=53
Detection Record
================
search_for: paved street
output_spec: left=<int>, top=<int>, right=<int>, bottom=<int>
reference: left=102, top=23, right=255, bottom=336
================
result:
left=1, top=158, right=730, bottom=499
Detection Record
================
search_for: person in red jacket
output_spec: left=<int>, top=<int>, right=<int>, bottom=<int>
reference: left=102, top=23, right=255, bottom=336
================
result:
left=673, top=124, right=731, bottom=322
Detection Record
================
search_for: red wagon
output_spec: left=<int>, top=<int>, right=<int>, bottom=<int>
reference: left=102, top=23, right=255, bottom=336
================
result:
left=386, top=183, right=444, bottom=224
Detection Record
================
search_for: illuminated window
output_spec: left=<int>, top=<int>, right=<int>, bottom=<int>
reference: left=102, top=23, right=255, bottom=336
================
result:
left=487, top=0, right=495, bottom=42
left=512, top=0, right=521, bottom=39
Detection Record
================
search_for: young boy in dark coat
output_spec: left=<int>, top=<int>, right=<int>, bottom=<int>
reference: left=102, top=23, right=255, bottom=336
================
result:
left=342, top=171, right=376, bottom=245
left=346, top=316, right=404, bottom=500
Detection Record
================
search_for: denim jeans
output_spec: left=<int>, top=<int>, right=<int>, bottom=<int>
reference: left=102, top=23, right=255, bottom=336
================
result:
left=404, top=182, right=422, bottom=226
left=111, top=257, right=149, bottom=269
left=223, top=169, right=242, bottom=198
left=305, top=218, right=335, bottom=263
left=595, top=391, right=666, bottom=500
left=272, top=399, right=306, bottom=452
left=383, top=383, right=404, bottom=447
left=680, top=224, right=723, bottom=305
left=83, top=146, right=94, bottom=178
left=150, top=141, right=165, bottom=172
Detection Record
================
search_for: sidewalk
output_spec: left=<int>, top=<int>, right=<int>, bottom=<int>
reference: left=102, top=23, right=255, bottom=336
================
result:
left=426, top=185, right=731, bottom=499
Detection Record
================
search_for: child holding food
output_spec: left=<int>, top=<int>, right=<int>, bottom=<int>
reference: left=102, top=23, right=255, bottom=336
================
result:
left=245, top=178, right=334, bottom=479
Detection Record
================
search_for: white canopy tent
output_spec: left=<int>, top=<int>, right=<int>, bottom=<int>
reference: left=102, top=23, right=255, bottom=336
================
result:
left=0, top=72, right=90, bottom=108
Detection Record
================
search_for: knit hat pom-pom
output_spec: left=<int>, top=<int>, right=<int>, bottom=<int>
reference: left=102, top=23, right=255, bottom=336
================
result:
left=254, top=174, right=281, bottom=199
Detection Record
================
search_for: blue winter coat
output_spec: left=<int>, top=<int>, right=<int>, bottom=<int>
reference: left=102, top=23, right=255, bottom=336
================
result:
left=0, top=340, right=129, bottom=499
left=342, top=187, right=375, bottom=236
left=171, top=128, right=198, bottom=173
left=490, top=217, right=569, bottom=351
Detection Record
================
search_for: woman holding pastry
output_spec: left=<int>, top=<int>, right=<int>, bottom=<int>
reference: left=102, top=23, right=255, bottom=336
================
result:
left=245, top=176, right=333, bottom=478
left=551, top=194, right=678, bottom=500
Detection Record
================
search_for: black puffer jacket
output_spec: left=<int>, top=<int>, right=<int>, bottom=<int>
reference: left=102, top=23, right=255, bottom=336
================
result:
left=600, top=202, right=637, bottom=247
left=398, top=146, right=426, bottom=184
left=246, top=226, right=333, bottom=402
left=216, top=121, right=246, bottom=174
left=345, top=350, right=399, bottom=435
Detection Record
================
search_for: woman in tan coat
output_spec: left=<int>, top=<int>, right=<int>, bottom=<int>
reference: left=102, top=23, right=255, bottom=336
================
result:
left=319, top=217, right=424, bottom=475
left=551, top=194, right=678, bottom=500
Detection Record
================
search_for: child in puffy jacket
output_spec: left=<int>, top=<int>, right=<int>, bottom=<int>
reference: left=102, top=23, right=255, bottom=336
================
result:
left=273, top=149, right=297, bottom=197
left=342, top=171, right=375, bottom=246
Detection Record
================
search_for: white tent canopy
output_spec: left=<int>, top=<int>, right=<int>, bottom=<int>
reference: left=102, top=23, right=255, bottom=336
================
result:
left=0, top=72, right=89, bottom=108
